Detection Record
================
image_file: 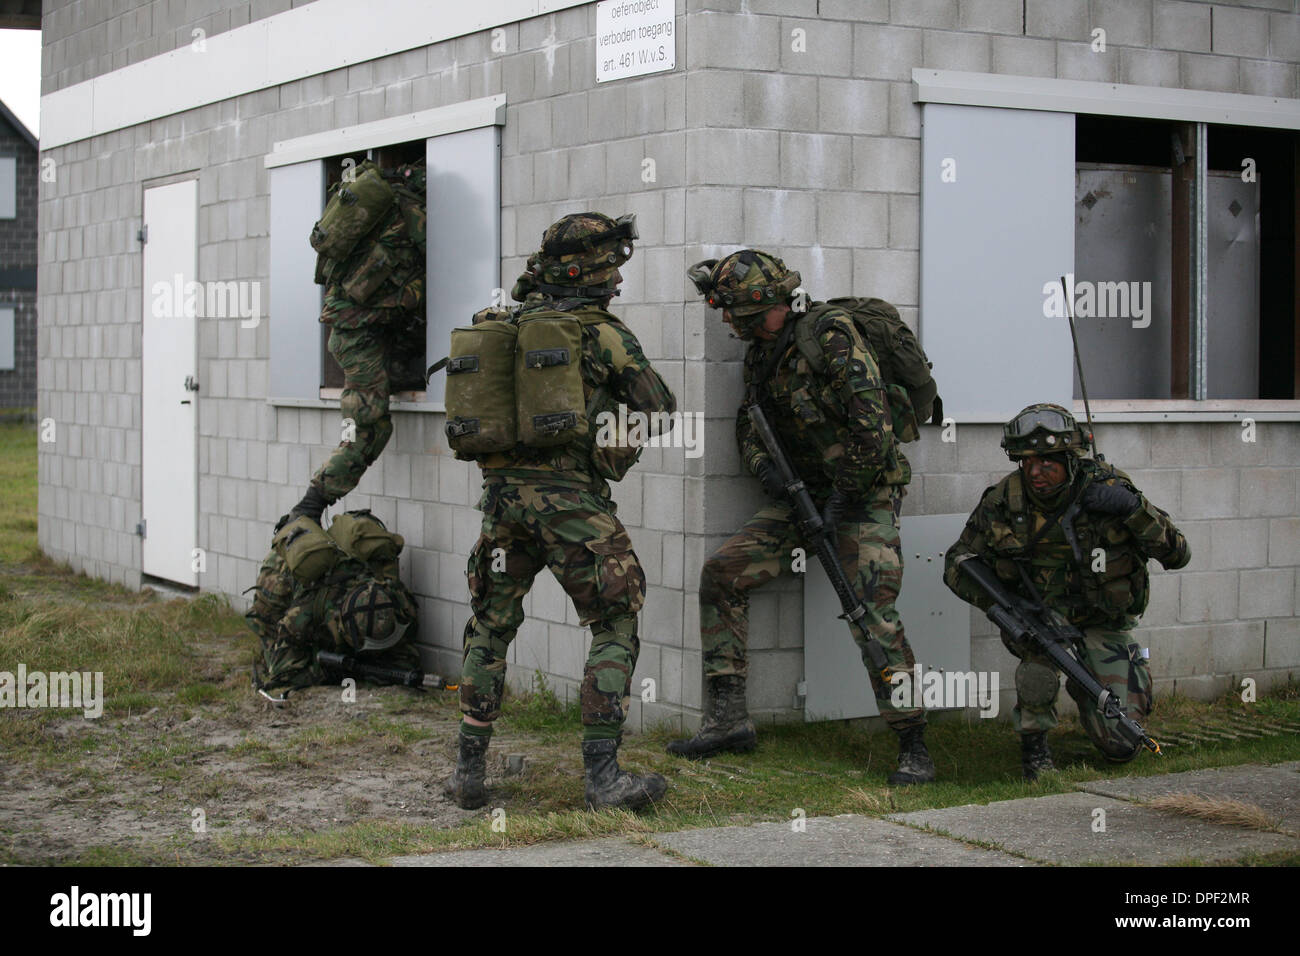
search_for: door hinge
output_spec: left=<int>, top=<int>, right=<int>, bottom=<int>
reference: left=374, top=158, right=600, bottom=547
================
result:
left=135, top=519, right=147, bottom=538
left=137, top=225, right=148, bottom=244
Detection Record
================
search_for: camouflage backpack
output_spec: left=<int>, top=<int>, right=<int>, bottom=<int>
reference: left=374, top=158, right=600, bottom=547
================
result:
left=313, top=161, right=426, bottom=307
left=443, top=308, right=599, bottom=457
left=796, top=297, right=942, bottom=443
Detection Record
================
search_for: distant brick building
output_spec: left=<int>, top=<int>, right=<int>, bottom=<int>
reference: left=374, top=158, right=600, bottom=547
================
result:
left=34, top=0, right=1300, bottom=731
left=0, top=98, right=37, bottom=409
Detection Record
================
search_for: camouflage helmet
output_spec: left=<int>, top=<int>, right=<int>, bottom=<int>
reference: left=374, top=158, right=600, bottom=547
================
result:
left=1001, top=403, right=1093, bottom=460
left=340, top=579, right=409, bottom=654
left=525, top=212, right=637, bottom=299
left=687, top=249, right=803, bottom=337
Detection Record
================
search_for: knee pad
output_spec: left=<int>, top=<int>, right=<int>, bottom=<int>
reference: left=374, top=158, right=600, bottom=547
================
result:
left=1015, top=661, right=1060, bottom=709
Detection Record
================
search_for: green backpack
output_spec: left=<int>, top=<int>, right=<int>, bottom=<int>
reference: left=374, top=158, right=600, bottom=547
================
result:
left=796, top=297, right=941, bottom=443
left=443, top=309, right=589, bottom=456
left=309, top=160, right=397, bottom=261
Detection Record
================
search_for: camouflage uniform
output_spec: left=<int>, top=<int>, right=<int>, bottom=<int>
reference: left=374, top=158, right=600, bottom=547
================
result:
left=706, top=309, right=919, bottom=715
left=445, top=213, right=675, bottom=812
left=672, top=250, right=932, bottom=784
left=460, top=293, right=675, bottom=736
left=246, top=534, right=420, bottom=696
left=305, top=163, right=427, bottom=508
left=943, top=407, right=1190, bottom=764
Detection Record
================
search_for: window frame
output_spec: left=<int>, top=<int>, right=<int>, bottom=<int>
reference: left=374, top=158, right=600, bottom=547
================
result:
left=913, top=69, right=1300, bottom=421
left=264, top=94, right=505, bottom=413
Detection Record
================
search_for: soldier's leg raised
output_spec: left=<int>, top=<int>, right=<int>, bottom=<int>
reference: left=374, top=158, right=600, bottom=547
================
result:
left=1068, top=626, right=1151, bottom=762
left=669, top=502, right=800, bottom=758
left=446, top=488, right=544, bottom=809
left=296, top=318, right=393, bottom=519
left=840, top=485, right=935, bottom=785
left=527, top=485, right=664, bottom=810
left=1010, top=646, right=1062, bottom=780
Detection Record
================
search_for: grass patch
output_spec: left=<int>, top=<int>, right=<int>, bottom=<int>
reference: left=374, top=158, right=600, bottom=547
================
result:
left=0, top=421, right=37, bottom=565
left=499, top=672, right=583, bottom=738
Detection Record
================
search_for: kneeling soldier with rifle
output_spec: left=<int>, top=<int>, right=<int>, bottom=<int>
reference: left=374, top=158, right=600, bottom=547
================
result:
left=943, top=404, right=1190, bottom=779
left=672, top=250, right=938, bottom=786
left=246, top=509, right=437, bottom=699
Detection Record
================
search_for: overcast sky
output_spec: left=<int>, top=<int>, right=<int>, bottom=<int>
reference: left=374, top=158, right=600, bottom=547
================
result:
left=0, top=29, right=42, bottom=138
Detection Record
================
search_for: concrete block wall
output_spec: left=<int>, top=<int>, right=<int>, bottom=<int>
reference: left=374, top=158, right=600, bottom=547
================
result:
left=40, top=0, right=320, bottom=96
left=35, top=1, right=1300, bottom=734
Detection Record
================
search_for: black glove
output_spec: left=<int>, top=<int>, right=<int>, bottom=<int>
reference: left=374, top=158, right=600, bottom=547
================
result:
left=1081, top=482, right=1140, bottom=517
left=756, top=460, right=786, bottom=499
left=820, top=488, right=848, bottom=536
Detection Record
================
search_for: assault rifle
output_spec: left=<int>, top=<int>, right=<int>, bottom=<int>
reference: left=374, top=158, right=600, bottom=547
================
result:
left=959, top=557, right=1160, bottom=755
left=746, top=402, right=894, bottom=692
left=316, top=651, right=449, bottom=691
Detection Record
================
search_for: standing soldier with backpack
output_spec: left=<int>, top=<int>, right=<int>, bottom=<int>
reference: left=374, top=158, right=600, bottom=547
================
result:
left=288, top=160, right=427, bottom=523
left=441, top=212, right=678, bottom=812
left=672, top=250, right=942, bottom=786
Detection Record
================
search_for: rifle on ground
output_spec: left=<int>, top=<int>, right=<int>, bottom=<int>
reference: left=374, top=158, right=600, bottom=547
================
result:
left=746, top=402, right=894, bottom=693
left=958, top=557, right=1160, bottom=755
left=316, top=650, right=449, bottom=691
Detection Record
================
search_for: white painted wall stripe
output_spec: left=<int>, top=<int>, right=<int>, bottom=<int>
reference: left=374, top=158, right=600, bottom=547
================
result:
left=40, top=0, right=588, bottom=148
left=912, top=69, right=1300, bottom=130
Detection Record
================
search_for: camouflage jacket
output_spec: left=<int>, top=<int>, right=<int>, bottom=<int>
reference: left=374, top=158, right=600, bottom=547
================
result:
left=478, top=293, right=677, bottom=494
left=320, top=163, right=427, bottom=324
left=943, top=458, right=1191, bottom=629
left=738, top=306, right=909, bottom=502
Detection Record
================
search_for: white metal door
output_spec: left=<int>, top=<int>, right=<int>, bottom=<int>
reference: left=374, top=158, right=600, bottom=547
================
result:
left=803, top=513, right=972, bottom=721
left=141, top=179, right=199, bottom=586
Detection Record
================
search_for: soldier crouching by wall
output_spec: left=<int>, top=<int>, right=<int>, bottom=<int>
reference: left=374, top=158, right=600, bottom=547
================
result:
left=944, top=404, right=1190, bottom=779
left=246, top=509, right=422, bottom=700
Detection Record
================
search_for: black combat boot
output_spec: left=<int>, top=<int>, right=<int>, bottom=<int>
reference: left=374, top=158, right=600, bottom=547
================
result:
left=665, top=675, right=757, bottom=758
left=887, top=724, right=937, bottom=785
left=289, top=485, right=328, bottom=523
left=1021, top=731, right=1056, bottom=781
left=444, top=730, right=490, bottom=809
left=582, top=737, right=667, bottom=811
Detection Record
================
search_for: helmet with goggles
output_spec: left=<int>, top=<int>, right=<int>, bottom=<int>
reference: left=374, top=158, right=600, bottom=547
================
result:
left=1001, top=403, right=1093, bottom=460
left=521, top=212, right=637, bottom=300
left=687, top=249, right=803, bottom=338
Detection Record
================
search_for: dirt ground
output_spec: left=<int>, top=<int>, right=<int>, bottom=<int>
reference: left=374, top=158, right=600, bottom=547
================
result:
left=0, top=622, right=541, bottom=865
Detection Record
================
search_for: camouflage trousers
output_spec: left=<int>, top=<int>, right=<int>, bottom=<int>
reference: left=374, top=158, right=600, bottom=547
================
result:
left=460, top=480, right=647, bottom=740
left=310, top=307, right=394, bottom=504
left=1008, top=624, right=1152, bottom=760
left=699, top=483, right=924, bottom=728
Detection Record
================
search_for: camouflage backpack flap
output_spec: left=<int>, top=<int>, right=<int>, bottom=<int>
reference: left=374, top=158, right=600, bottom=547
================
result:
left=327, top=509, right=405, bottom=571
left=445, top=316, right=519, bottom=456
left=797, top=298, right=940, bottom=442
left=515, top=310, right=587, bottom=447
left=273, top=515, right=346, bottom=584
left=310, top=160, right=397, bottom=261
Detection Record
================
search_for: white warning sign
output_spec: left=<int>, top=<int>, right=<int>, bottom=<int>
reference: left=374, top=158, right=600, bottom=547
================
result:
left=596, top=0, right=675, bottom=83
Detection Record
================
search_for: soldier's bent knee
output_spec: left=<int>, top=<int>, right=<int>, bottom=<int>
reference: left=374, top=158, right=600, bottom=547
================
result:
left=1015, top=661, right=1060, bottom=708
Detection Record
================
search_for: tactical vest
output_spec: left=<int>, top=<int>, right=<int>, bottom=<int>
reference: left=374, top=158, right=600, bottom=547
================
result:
left=988, top=465, right=1149, bottom=626
left=444, top=308, right=599, bottom=456
left=796, top=298, right=940, bottom=443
